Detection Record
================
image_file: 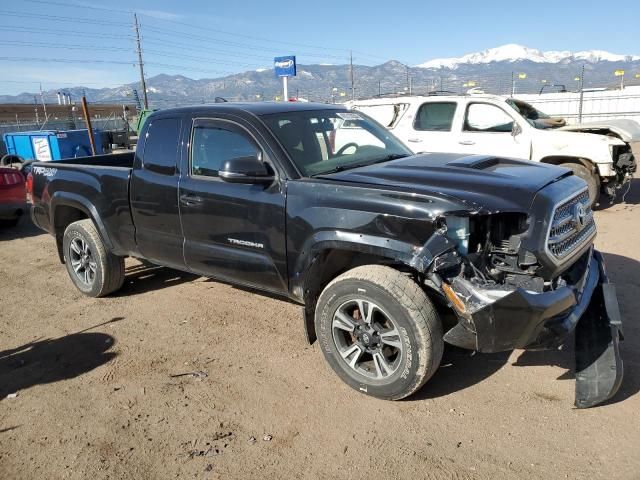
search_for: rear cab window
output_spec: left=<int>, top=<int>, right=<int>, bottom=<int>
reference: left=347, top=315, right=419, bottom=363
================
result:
left=142, top=117, right=181, bottom=175
left=413, top=102, right=457, bottom=131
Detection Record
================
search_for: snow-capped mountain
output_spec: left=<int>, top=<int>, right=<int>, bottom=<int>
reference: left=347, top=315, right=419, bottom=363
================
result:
left=416, top=44, right=639, bottom=69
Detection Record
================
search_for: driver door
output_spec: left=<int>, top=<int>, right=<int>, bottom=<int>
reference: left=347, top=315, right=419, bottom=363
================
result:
left=178, top=117, right=288, bottom=293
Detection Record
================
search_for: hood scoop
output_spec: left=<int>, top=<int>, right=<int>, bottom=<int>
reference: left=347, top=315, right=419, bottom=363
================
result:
left=448, top=155, right=530, bottom=171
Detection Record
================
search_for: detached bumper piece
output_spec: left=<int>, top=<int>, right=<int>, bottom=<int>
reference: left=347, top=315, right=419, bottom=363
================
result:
left=574, top=252, right=624, bottom=408
left=443, top=249, right=624, bottom=408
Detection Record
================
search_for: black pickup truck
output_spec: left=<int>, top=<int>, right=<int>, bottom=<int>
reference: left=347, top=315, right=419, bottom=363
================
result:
left=29, top=102, right=623, bottom=406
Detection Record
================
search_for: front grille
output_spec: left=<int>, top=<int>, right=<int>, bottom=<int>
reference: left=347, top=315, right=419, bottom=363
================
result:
left=547, top=189, right=596, bottom=262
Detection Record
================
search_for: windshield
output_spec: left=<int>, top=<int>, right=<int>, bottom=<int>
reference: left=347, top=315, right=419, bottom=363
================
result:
left=260, top=109, right=412, bottom=176
left=505, top=99, right=560, bottom=129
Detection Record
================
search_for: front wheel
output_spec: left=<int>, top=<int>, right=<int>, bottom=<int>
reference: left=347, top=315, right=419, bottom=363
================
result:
left=564, top=162, right=600, bottom=207
left=315, top=265, right=443, bottom=400
left=63, top=219, right=125, bottom=297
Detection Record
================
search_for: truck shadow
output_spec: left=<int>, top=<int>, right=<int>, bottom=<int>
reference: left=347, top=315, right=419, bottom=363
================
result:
left=0, top=331, right=117, bottom=400
left=411, top=346, right=511, bottom=401
left=0, top=216, right=44, bottom=241
left=115, top=262, right=199, bottom=297
left=414, top=251, right=639, bottom=406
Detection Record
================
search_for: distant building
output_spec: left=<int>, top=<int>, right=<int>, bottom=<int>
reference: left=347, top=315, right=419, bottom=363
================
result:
left=0, top=103, right=137, bottom=125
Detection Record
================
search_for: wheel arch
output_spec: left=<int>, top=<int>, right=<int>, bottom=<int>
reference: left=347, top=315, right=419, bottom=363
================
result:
left=50, top=193, right=114, bottom=263
left=539, top=155, right=596, bottom=172
left=299, top=244, right=421, bottom=344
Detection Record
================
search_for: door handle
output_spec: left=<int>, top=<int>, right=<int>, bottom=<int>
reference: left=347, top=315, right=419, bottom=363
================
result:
left=458, top=140, right=475, bottom=145
left=180, top=194, right=204, bottom=206
left=407, top=138, right=422, bottom=143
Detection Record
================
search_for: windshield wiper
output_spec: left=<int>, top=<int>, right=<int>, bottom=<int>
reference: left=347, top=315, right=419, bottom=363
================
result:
left=312, top=153, right=409, bottom=177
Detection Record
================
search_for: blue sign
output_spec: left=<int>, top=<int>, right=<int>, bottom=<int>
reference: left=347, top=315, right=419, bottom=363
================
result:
left=274, top=56, right=296, bottom=77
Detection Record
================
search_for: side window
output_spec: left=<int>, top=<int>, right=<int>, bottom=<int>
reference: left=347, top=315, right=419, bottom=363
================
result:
left=191, top=123, right=259, bottom=178
left=143, top=117, right=180, bottom=174
left=414, top=102, right=457, bottom=131
left=464, top=104, right=514, bottom=133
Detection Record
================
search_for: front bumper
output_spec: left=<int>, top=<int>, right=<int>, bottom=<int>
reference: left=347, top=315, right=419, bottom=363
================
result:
left=443, top=249, right=624, bottom=407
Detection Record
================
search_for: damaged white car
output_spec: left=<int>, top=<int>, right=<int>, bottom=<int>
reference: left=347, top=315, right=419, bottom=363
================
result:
left=347, top=94, right=637, bottom=206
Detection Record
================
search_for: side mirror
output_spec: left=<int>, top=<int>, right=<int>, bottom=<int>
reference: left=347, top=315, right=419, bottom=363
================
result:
left=511, top=123, right=522, bottom=137
left=219, top=155, right=274, bottom=184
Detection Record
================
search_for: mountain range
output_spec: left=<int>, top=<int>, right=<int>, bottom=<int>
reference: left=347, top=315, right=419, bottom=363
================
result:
left=1, top=44, right=638, bottom=107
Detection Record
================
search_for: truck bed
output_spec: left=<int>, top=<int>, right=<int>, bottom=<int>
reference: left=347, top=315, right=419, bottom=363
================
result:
left=46, top=151, right=135, bottom=168
left=30, top=151, right=137, bottom=258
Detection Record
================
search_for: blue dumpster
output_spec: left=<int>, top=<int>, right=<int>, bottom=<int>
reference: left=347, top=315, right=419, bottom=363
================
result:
left=2, top=129, right=103, bottom=161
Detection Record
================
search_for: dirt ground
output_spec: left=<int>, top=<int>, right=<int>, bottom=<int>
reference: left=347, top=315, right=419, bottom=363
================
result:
left=1, top=156, right=639, bottom=480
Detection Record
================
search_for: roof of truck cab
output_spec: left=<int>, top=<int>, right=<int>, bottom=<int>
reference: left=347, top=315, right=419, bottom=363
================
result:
left=149, top=102, right=346, bottom=117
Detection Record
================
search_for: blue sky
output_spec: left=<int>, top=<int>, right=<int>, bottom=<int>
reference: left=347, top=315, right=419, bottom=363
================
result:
left=0, top=0, right=637, bottom=95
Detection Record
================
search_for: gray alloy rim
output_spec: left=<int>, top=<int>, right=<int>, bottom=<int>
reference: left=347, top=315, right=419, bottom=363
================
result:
left=332, top=299, right=404, bottom=380
left=69, top=237, right=97, bottom=286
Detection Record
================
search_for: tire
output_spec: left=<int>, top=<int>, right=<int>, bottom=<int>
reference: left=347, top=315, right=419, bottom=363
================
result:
left=564, top=162, right=600, bottom=207
left=315, top=265, right=443, bottom=400
left=62, top=219, right=125, bottom=297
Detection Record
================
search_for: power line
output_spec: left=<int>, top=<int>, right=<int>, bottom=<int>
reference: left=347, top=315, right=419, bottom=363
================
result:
left=0, top=40, right=131, bottom=52
left=0, top=79, right=131, bottom=87
left=144, top=50, right=263, bottom=69
left=141, top=27, right=348, bottom=60
left=0, top=25, right=133, bottom=39
left=0, top=56, right=135, bottom=65
left=141, top=38, right=274, bottom=62
left=0, top=10, right=130, bottom=26
left=22, top=0, right=133, bottom=15
left=138, top=13, right=348, bottom=53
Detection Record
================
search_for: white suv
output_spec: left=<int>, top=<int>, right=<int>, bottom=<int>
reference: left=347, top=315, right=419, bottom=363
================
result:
left=347, top=94, right=637, bottom=205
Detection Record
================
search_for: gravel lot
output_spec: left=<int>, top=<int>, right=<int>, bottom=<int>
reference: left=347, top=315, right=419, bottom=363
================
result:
left=1, top=153, right=639, bottom=479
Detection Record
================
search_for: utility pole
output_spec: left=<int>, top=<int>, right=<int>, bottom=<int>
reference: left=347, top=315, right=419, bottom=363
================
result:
left=134, top=13, right=149, bottom=109
left=511, top=71, right=515, bottom=97
left=39, top=83, right=47, bottom=119
left=378, top=80, right=381, bottom=97
left=350, top=51, right=355, bottom=100
left=33, top=95, right=39, bottom=124
left=578, top=65, right=585, bottom=123
left=406, top=65, right=410, bottom=94
left=81, top=95, right=97, bottom=156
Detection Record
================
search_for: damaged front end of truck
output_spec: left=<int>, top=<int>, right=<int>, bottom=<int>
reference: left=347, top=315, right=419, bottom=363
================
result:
left=410, top=185, right=624, bottom=408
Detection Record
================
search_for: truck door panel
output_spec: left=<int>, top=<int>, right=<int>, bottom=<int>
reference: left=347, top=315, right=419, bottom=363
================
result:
left=405, top=101, right=459, bottom=154
left=130, top=116, right=186, bottom=269
left=179, top=118, right=287, bottom=292
left=457, top=102, right=531, bottom=159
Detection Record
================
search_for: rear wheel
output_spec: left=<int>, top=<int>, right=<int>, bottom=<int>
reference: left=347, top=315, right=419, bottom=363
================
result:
left=315, top=265, right=443, bottom=400
left=63, top=219, right=125, bottom=297
left=564, top=162, right=600, bottom=206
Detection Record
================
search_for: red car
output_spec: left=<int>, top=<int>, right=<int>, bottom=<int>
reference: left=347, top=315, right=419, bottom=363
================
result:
left=0, top=165, right=27, bottom=227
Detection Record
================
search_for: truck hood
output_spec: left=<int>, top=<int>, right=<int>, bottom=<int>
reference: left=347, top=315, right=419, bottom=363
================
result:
left=558, top=119, right=640, bottom=142
left=317, top=153, right=573, bottom=212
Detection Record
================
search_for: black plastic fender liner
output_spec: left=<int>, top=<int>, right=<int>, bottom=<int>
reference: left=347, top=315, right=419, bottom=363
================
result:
left=574, top=252, right=624, bottom=408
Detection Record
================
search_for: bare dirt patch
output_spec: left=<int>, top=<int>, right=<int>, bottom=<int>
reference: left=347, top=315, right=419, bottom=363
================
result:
left=1, top=154, right=639, bottom=479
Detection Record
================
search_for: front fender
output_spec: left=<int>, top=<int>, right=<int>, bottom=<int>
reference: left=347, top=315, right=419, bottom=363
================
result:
left=289, top=230, right=417, bottom=302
